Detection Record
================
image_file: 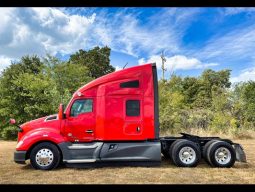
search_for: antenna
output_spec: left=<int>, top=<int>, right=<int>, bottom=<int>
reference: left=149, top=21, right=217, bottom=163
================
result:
left=160, top=51, right=167, bottom=81
left=123, top=62, right=128, bottom=69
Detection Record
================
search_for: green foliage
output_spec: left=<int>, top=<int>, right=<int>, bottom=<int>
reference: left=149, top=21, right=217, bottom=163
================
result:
left=182, top=77, right=200, bottom=105
left=1, top=126, right=18, bottom=140
left=0, top=46, right=114, bottom=139
left=69, top=46, right=115, bottom=78
left=0, top=56, right=47, bottom=127
left=242, top=81, right=255, bottom=125
left=158, top=69, right=255, bottom=135
left=11, top=72, right=58, bottom=117
left=43, top=55, right=93, bottom=106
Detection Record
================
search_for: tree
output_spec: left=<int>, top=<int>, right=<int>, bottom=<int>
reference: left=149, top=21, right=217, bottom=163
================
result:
left=69, top=46, right=115, bottom=78
left=181, top=77, right=200, bottom=105
left=201, top=69, right=231, bottom=89
left=44, top=55, right=93, bottom=105
left=0, top=56, right=54, bottom=139
left=242, top=81, right=255, bottom=127
left=194, top=69, right=232, bottom=108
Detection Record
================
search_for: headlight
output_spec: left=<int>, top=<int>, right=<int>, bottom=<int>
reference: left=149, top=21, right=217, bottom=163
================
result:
left=16, top=140, right=23, bottom=148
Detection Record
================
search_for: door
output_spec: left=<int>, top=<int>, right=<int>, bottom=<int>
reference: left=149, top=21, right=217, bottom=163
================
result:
left=124, top=98, right=143, bottom=137
left=65, top=98, right=95, bottom=142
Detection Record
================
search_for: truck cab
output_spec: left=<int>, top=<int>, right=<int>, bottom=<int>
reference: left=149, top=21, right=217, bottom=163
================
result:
left=62, top=62, right=159, bottom=142
left=13, top=63, right=246, bottom=170
left=14, top=63, right=161, bottom=169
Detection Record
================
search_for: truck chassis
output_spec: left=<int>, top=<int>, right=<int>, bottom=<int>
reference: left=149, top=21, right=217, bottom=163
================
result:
left=15, top=132, right=246, bottom=169
left=160, top=133, right=246, bottom=167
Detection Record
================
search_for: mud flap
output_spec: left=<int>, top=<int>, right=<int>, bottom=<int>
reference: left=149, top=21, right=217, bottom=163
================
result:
left=233, top=143, right=247, bottom=163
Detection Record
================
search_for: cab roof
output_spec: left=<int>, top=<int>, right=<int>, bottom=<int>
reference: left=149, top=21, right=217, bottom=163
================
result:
left=75, top=63, right=154, bottom=95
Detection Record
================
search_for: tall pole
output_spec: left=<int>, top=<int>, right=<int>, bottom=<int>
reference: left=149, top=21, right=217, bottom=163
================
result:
left=161, top=51, right=167, bottom=81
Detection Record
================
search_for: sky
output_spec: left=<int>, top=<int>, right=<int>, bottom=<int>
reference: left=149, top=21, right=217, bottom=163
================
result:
left=0, top=7, right=255, bottom=83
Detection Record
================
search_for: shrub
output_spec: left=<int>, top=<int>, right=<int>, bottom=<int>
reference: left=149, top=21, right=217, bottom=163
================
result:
left=1, top=126, right=18, bottom=140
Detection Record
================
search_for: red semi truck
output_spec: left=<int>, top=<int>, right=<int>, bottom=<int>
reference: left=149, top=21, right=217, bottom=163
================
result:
left=12, top=63, right=246, bottom=170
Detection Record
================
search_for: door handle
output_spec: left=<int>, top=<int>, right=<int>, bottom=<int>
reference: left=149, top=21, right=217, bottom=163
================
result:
left=86, top=130, right=93, bottom=134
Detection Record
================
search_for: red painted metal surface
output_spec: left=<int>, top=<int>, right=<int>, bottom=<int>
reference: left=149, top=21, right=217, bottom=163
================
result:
left=16, top=63, right=156, bottom=151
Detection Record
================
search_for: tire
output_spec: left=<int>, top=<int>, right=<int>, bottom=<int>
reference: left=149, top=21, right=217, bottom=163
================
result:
left=30, top=142, right=61, bottom=170
left=171, top=139, right=201, bottom=167
left=203, top=140, right=219, bottom=164
left=168, top=139, right=186, bottom=162
left=206, top=141, right=236, bottom=168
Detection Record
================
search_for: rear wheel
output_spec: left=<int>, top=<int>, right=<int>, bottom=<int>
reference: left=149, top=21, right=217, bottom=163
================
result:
left=168, top=139, right=186, bottom=162
left=30, top=142, right=61, bottom=170
left=206, top=141, right=236, bottom=168
left=171, top=140, right=201, bottom=167
left=203, top=140, right=218, bottom=164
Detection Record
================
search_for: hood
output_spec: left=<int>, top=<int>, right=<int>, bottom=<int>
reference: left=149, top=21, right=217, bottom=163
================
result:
left=20, top=114, right=59, bottom=132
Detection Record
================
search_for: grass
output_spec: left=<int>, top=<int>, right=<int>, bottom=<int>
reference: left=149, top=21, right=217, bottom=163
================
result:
left=0, top=137, right=254, bottom=184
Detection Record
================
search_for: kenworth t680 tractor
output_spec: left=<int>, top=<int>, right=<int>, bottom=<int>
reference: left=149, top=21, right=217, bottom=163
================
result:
left=12, top=63, right=246, bottom=170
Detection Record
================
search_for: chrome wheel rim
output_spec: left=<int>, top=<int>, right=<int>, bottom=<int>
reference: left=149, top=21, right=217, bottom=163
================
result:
left=179, top=147, right=196, bottom=164
left=214, top=147, right=231, bottom=165
left=35, top=148, right=54, bottom=167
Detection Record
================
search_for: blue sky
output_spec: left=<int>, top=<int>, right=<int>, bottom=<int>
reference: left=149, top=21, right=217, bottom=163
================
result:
left=0, top=8, right=255, bottom=83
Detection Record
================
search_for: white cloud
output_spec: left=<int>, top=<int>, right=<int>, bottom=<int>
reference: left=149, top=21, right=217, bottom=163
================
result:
left=231, top=67, right=255, bottom=83
left=191, top=23, right=255, bottom=62
left=90, top=8, right=201, bottom=57
left=115, top=65, right=122, bottom=71
left=139, top=55, right=218, bottom=71
left=0, top=7, right=96, bottom=68
left=0, top=56, right=16, bottom=72
left=224, top=8, right=255, bottom=16
left=138, top=58, right=146, bottom=64
left=0, top=8, right=201, bottom=71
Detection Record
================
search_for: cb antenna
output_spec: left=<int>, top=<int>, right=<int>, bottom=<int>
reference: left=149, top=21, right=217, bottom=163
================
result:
left=123, top=62, right=128, bottom=69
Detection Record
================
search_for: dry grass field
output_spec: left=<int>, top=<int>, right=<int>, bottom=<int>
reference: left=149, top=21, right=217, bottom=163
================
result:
left=0, top=138, right=254, bottom=184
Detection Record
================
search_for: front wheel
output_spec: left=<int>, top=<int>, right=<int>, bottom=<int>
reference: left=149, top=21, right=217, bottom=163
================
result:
left=30, top=142, right=61, bottom=170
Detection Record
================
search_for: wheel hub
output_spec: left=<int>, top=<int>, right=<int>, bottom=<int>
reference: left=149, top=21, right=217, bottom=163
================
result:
left=35, top=148, right=54, bottom=167
left=179, top=147, right=196, bottom=164
left=215, top=147, right=231, bottom=165
left=183, top=151, right=190, bottom=158
left=218, top=152, right=225, bottom=158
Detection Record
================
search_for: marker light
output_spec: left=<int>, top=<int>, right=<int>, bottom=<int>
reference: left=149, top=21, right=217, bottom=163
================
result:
left=77, top=92, right=82, bottom=97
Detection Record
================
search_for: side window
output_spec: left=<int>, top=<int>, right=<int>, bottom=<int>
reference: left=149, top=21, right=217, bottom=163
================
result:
left=120, top=80, right=139, bottom=88
left=126, top=100, right=140, bottom=116
left=70, top=99, right=93, bottom=117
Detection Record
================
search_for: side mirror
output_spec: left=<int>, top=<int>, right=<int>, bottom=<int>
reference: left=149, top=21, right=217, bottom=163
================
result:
left=58, top=104, right=65, bottom=120
left=9, top=118, right=16, bottom=125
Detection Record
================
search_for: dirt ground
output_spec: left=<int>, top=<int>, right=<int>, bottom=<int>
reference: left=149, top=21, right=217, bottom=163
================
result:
left=0, top=139, right=254, bottom=184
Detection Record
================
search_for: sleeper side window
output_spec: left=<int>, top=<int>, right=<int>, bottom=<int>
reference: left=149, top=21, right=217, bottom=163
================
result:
left=70, top=99, right=93, bottom=117
left=126, top=100, right=140, bottom=116
left=120, top=80, right=139, bottom=88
